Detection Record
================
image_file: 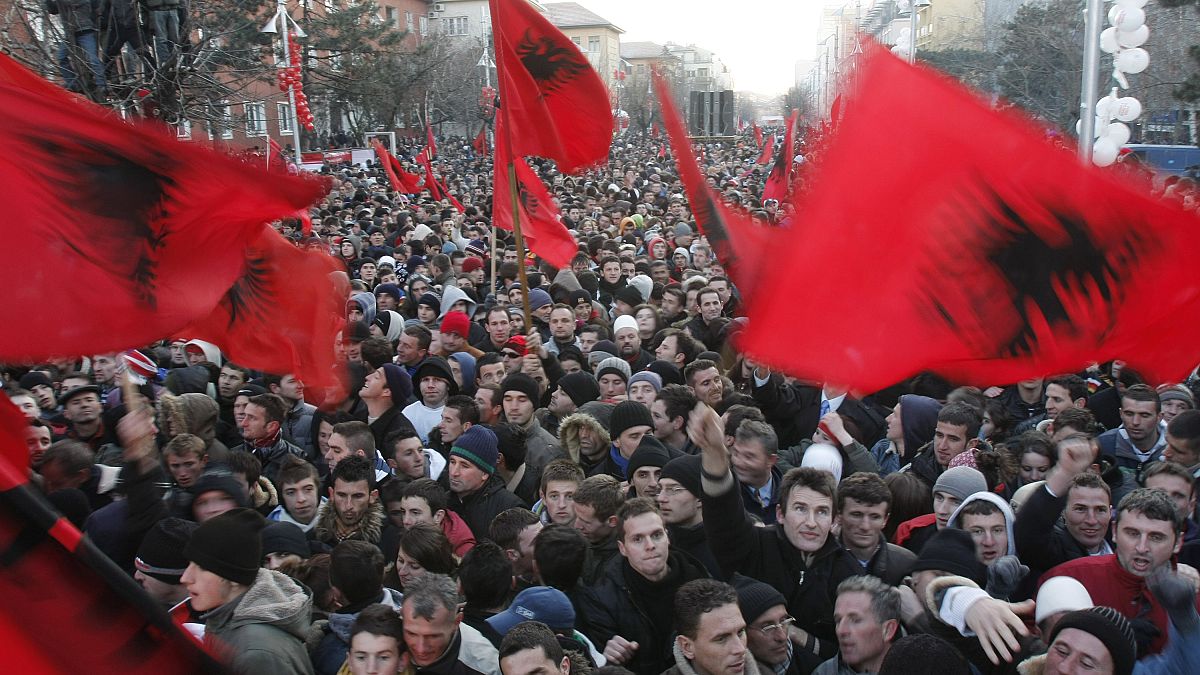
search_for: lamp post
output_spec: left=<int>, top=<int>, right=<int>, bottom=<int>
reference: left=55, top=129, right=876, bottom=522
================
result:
left=261, top=0, right=306, bottom=164
left=909, top=0, right=931, bottom=64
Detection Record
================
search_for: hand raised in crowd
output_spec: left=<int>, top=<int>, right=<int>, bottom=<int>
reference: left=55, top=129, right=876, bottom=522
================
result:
left=965, top=597, right=1033, bottom=665
left=525, top=330, right=548, bottom=359
left=117, top=397, right=158, bottom=473
left=1045, top=433, right=1095, bottom=496
left=687, top=401, right=728, bottom=478
left=603, top=635, right=638, bottom=665
left=819, top=411, right=855, bottom=447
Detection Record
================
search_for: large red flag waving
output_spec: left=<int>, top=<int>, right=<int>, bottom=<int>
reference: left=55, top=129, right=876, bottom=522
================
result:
left=373, top=140, right=422, bottom=193
left=755, top=133, right=775, bottom=165
left=493, top=116, right=577, bottom=267
left=762, top=111, right=796, bottom=202
left=654, top=72, right=770, bottom=295
left=177, top=227, right=349, bottom=408
left=488, top=0, right=612, bottom=173
left=741, top=43, right=1200, bottom=390
left=0, top=55, right=327, bottom=362
left=473, top=126, right=489, bottom=156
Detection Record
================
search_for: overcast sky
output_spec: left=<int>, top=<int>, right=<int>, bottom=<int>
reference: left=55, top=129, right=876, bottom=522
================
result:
left=588, top=0, right=828, bottom=95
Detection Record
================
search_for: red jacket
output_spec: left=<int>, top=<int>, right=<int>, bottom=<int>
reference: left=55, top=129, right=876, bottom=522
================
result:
left=441, top=509, right=476, bottom=557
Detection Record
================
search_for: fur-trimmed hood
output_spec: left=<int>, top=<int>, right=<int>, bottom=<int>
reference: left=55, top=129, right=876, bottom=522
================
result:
left=664, top=638, right=762, bottom=675
left=159, top=392, right=220, bottom=443
left=311, top=497, right=386, bottom=547
left=559, top=411, right=611, bottom=463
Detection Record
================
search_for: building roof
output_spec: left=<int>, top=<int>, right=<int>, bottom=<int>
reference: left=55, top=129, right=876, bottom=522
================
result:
left=620, top=41, right=669, bottom=60
left=542, top=2, right=623, bottom=32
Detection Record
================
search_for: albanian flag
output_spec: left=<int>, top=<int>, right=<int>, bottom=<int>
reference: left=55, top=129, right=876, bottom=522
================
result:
left=373, top=140, right=422, bottom=194
left=0, top=55, right=327, bottom=362
left=0, top=399, right=223, bottom=673
left=762, top=110, right=796, bottom=202
left=740, top=43, right=1200, bottom=391
left=493, top=115, right=577, bottom=267
left=752, top=121, right=763, bottom=149
left=425, top=120, right=438, bottom=159
left=177, top=227, right=349, bottom=408
left=654, top=71, right=770, bottom=295
left=488, top=0, right=612, bottom=173
left=473, top=126, right=489, bottom=156
left=755, top=133, right=775, bottom=165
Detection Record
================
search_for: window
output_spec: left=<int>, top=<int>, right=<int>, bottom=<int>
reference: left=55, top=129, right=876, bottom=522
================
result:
left=219, top=104, right=234, bottom=139
left=636, top=63, right=645, bottom=74
left=176, top=119, right=191, bottom=140
left=405, top=10, right=413, bottom=31
left=384, top=7, right=396, bottom=25
left=418, top=15, right=428, bottom=36
left=587, top=36, right=600, bottom=53
left=277, top=102, right=293, bottom=134
left=697, top=67, right=708, bottom=77
left=245, top=102, right=267, bottom=136
left=444, top=16, right=468, bottom=35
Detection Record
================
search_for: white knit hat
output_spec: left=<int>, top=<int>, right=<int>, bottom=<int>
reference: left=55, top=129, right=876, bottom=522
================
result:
left=1036, top=576, right=1094, bottom=623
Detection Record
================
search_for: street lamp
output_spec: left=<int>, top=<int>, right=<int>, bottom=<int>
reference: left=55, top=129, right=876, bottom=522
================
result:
left=909, top=0, right=931, bottom=64
left=261, top=0, right=306, bottom=164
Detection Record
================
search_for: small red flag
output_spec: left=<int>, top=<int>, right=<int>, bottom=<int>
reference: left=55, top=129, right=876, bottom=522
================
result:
left=177, top=227, right=349, bottom=408
left=488, top=0, right=612, bottom=173
left=418, top=149, right=444, bottom=200
left=752, top=121, right=763, bottom=149
left=755, top=133, right=775, bottom=165
left=741, top=43, right=1200, bottom=390
left=425, top=121, right=438, bottom=159
left=473, top=126, right=489, bottom=156
left=373, top=140, right=421, bottom=194
left=493, top=115, right=578, bottom=267
left=651, top=122, right=661, bottom=139
left=657, top=144, right=666, bottom=160
left=0, top=55, right=327, bottom=362
left=762, top=110, right=797, bottom=203
left=654, top=72, right=770, bottom=295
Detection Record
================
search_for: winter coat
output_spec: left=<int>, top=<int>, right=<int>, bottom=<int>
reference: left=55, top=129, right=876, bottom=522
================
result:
left=366, top=404, right=417, bottom=453
left=1098, top=424, right=1168, bottom=477
left=1018, top=622, right=1200, bottom=675
left=845, top=534, right=917, bottom=587
left=702, top=469, right=860, bottom=672
left=446, top=475, right=526, bottom=542
left=438, top=285, right=478, bottom=320
left=662, top=640, right=763, bottom=675
left=232, top=435, right=306, bottom=490
left=310, top=498, right=399, bottom=561
left=668, top=522, right=722, bottom=578
left=407, top=623, right=500, bottom=675
left=1013, top=483, right=1109, bottom=579
left=947, top=492, right=1017, bottom=557
left=203, top=568, right=314, bottom=675
left=349, top=291, right=377, bottom=326
left=558, top=411, right=610, bottom=466
left=309, top=588, right=403, bottom=675
left=159, top=392, right=230, bottom=463
left=522, top=420, right=566, bottom=469
left=285, top=399, right=317, bottom=458
left=578, top=550, right=710, bottom=675
left=897, top=394, right=942, bottom=465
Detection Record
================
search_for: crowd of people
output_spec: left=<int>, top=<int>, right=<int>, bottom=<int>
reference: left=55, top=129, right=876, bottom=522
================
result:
left=8, top=130, right=1200, bottom=675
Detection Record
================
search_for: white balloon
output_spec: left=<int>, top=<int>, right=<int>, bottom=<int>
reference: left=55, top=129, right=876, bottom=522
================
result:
left=1096, top=95, right=1115, bottom=119
left=1093, top=138, right=1119, bottom=166
left=1116, top=48, right=1149, bottom=74
left=1100, top=27, right=1120, bottom=54
left=891, top=44, right=910, bottom=58
left=1105, top=122, right=1131, bottom=146
left=1117, top=25, right=1149, bottom=48
left=1113, top=96, right=1143, bottom=122
left=1108, top=5, right=1144, bottom=30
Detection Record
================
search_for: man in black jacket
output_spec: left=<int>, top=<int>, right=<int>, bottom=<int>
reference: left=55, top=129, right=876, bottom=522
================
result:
left=578, top=497, right=709, bottom=675
left=837, top=472, right=917, bottom=586
left=444, top=425, right=525, bottom=540
left=691, top=401, right=861, bottom=674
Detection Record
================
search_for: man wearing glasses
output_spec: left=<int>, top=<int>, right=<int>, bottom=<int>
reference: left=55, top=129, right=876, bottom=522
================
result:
left=736, top=579, right=799, bottom=674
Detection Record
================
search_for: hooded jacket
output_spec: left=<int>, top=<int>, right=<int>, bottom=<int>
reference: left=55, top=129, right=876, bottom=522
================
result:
left=159, top=392, right=231, bottom=462
left=309, top=587, right=403, bottom=675
left=203, top=568, right=314, bottom=675
left=947, top=492, right=1016, bottom=557
left=558, top=411, right=611, bottom=467
left=185, top=339, right=224, bottom=368
left=439, top=285, right=478, bottom=320
left=899, top=394, right=942, bottom=464
left=349, top=291, right=377, bottom=326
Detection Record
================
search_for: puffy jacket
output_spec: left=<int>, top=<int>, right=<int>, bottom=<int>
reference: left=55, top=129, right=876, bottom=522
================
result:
left=232, top=434, right=306, bottom=490
left=203, top=568, right=314, bottom=675
left=578, top=550, right=710, bottom=675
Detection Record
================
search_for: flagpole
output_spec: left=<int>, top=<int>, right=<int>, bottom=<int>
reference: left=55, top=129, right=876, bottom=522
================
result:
left=277, top=5, right=304, bottom=165
left=506, top=161, right=533, bottom=331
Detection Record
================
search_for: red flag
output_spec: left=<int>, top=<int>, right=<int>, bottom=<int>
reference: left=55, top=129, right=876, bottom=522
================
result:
left=762, top=111, right=797, bottom=202
left=488, top=0, right=612, bottom=173
left=651, top=122, right=661, bottom=139
left=755, top=133, right=775, bottom=165
left=0, top=55, right=327, bottom=362
left=418, top=149, right=444, bottom=200
left=657, top=144, right=666, bottom=159
left=0, top=398, right=224, bottom=673
left=177, top=227, right=349, bottom=408
left=493, top=115, right=578, bottom=267
left=752, top=121, right=763, bottom=149
left=473, top=126, right=489, bottom=156
left=266, top=138, right=297, bottom=174
left=741, top=43, right=1200, bottom=390
left=373, top=140, right=421, bottom=194
left=425, top=121, right=438, bottom=159
left=654, top=71, right=770, bottom=295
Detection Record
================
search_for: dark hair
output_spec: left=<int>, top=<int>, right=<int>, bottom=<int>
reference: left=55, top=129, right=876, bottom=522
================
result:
left=971, top=442, right=1019, bottom=492
left=1068, top=472, right=1112, bottom=500
left=444, top=394, right=480, bottom=426
left=1047, top=374, right=1088, bottom=403
left=838, top=472, right=892, bottom=511
left=614, top=497, right=661, bottom=542
left=1054, top=407, right=1103, bottom=438
left=330, top=540, right=386, bottom=605
left=403, top=324, right=433, bottom=350
left=884, top=472, right=933, bottom=541
left=489, top=507, right=540, bottom=551
left=399, top=523, right=457, bottom=576
left=349, top=603, right=404, bottom=643
left=458, top=542, right=513, bottom=610
left=1168, top=410, right=1200, bottom=455
left=227, top=450, right=262, bottom=486
left=361, top=338, right=395, bottom=370
left=1143, top=461, right=1196, bottom=497
left=332, top=454, right=375, bottom=490
left=573, top=474, right=624, bottom=521
left=946, top=386, right=986, bottom=413
left=475, top=382, right=502, bottom=408
left=1122, top=383, right=1161, bottom=413
left=499, top=621, right=563, bottom=663
left=1009, top=430, right=1056, bottom=467
left=533, top=524, right=588, bottom=590
left=1117, top=487, right=1183, bottom=534
left=723, top=404, right=765, bottom=437
left=40, top=440, right=93, bottom=475
left=937, top=401, right=983, bottom=439
left=292, top=554, right=336, bottom=613
left=735, top=420, right=778, bottom=457
left=957, top=499, right=1001, bottom=519
left=381, top=427, right=421, bottom=463
left=540, top=458, right=585, bottom=492
left=674, top=579, right=738, bottom=639
left=494, top=422, right=528, bottom=469
left=684, top=359, right=719, bottom=387
left=276, top=454, right=320, bottom=488
left=332, top=420, right=376, bottom=457
left=246, top=393, right=289, bottom=425
left=579, top=324, right=607, bottom=341
left=779, top=467, right=836, bottom=515
left=657, top=384, right=698, bottom=424
left=401, top=478, right=448, bottom=515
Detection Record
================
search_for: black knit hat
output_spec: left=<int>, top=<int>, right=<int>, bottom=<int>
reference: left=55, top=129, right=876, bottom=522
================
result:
left=660, top=454, right=703, bottom=497
left=1049, top=607, right=1137, bottom=675
left=18, top=371, right=52, bottom=391
left=136, top=517, right=198, bottom=585
left=261, top=522, right=311, bottom=559
left=380, top=363, right=413, bottom=403
left=413, top=357, right=459, bottom=397
left=191, top=469, right=251, bottom=512
left=184, top=508, right=266, bottom=586
left=502, top=373, right=541, bottom=405
left=627, top=436, right=671, bottom=477
left=912, top=529, right=987, bottom=586
left=647, top=360, right=685, bottom=386
left=734, top=577, right=787, bottom=624
left=614, top=285, right=643, bottom=308
left=610, top=400, right=653, bottom=439
left=557, top=372, right=601, bottom=407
